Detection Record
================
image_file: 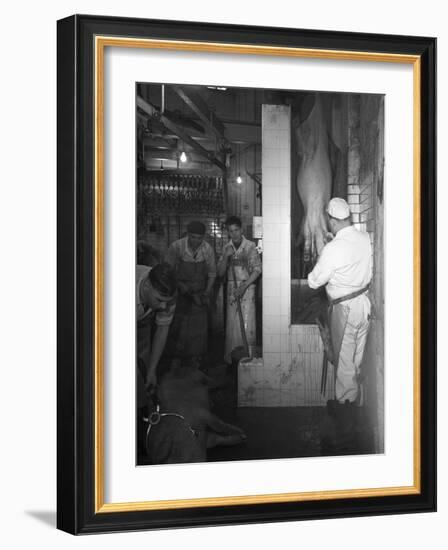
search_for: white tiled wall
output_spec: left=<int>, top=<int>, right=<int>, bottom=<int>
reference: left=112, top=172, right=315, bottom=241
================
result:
left=238, top=324, right=333, bottom=407
left=237, top=105, right=330, bottom=408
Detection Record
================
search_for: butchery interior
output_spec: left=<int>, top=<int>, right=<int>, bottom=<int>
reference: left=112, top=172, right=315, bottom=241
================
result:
left=136, top=82, right=385, bottom=465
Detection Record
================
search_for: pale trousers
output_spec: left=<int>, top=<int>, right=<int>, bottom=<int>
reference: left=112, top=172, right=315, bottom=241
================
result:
left=336, top=294, right=371, bottom=403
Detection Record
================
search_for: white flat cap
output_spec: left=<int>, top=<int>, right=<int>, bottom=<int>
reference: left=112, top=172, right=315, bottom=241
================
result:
left=327, top=197, right=351, bottom=220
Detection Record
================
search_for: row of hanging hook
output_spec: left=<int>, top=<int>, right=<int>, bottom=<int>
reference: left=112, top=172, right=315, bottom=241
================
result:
left=138, top=174, right=225, bottom=214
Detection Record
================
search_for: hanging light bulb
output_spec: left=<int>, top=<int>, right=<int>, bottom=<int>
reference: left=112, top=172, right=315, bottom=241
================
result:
left=180, top=151, right=187, bottom=163
left=236, top=173, right=242, bottom=184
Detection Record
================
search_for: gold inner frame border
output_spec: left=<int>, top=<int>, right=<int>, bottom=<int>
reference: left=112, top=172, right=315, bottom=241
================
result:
left=94, top=35, right=421, bottom=513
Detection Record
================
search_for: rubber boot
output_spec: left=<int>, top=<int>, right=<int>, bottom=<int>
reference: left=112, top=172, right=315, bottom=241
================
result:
left=334, top=400, right=358, bottom=454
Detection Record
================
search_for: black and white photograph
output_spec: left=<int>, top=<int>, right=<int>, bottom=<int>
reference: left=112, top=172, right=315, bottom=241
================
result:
left=135, top=83, right=385, bottom=466
left=1, top=0, right=442, bottom=542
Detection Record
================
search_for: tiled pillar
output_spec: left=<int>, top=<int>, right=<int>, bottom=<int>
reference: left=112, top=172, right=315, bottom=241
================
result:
left=238, top=105, right=327, bottom=407
left=262, top=105, right=291, bottom=362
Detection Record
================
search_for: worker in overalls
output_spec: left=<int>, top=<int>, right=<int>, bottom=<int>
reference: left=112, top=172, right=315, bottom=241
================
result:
left=308, top=198, right=372, bottom=448
left=165, top=221, right=216, bottom=360
left=218, top=216, right=262, bottom=364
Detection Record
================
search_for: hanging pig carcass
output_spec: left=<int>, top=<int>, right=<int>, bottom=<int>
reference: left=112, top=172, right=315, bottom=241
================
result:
left=294, top=93, right=333, bottom=268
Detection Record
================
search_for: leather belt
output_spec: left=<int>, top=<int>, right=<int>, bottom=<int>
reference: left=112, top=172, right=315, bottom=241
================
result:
left=329, top=284, right=370, bottom=306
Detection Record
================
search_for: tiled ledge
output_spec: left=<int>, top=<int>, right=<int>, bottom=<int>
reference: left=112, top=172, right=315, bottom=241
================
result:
left=238, top=324, right=332, bottom=407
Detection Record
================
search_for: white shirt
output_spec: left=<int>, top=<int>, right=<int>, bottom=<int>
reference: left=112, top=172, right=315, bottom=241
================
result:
left=165, top=237, right=216, bottom=277
left=220, top=235, right=262, bottom=281
left=308, top=225, right=372, bottom=300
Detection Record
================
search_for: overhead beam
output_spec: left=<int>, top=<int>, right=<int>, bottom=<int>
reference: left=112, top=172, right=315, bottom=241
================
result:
left=140, top=110, right=261, bottom=144
left=144, top=148, right=206, bottom=164
left=171, top=85, right=227, bottom=143
left=141, top=121, right=260, bottom=145
left=145, top=132, right=259, bottom=146
left=145, top=161, right=216, bottom=169
left=142, top=137, right=178, bottom=149
left=223, top=121, right=261, bottom=144
left=137, top=95, right=226, bottom=172
left=144, top=131, right=215, bottom=145
left=246, top=170, right=262, bottom=187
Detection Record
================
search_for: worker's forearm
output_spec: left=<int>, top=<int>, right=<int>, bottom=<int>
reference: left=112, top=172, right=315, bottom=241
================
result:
left=244, top=270, right=260, bottom=287
left=307, top=273, right=321, bottom=289
left=307, top=266, right=329, bottom=289
left=147, top=325, right=169, bottom=376
left=234, top=269, right=260, bottom=299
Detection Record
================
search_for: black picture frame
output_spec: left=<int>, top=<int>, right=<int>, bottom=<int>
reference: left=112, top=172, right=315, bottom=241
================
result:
left=57, top=14, right=436, bottom=534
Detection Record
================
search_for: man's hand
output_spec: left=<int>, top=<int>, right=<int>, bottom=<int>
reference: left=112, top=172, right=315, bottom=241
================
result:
left=233, top=283, right=247, bottom=300
left=224, top=247, right=234, bottom=259
left=178, top=282, right=190, bottom=295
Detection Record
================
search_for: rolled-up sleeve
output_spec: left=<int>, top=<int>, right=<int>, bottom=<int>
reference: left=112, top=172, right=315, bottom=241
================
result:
left=248, top=243, right=262, bottom=275
left=308, top=246, right=335, bottom=289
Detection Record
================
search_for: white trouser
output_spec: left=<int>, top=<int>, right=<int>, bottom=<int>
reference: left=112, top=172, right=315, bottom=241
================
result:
left=336, top=294, right=371, bottom=403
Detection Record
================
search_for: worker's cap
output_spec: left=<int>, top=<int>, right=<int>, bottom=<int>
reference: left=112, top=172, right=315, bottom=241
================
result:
left=326, top=197, right=351, bottom=220
left=187, top=221, right=206, bottom=235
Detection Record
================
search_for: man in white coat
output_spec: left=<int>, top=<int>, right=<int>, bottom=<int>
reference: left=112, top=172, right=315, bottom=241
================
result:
left=308, top=197, right=372, bottom=415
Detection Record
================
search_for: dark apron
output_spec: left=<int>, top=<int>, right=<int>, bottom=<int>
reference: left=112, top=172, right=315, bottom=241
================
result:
left=168, top=259, right=209, bottom=357
left=328, top=303, right=350, bottom=367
